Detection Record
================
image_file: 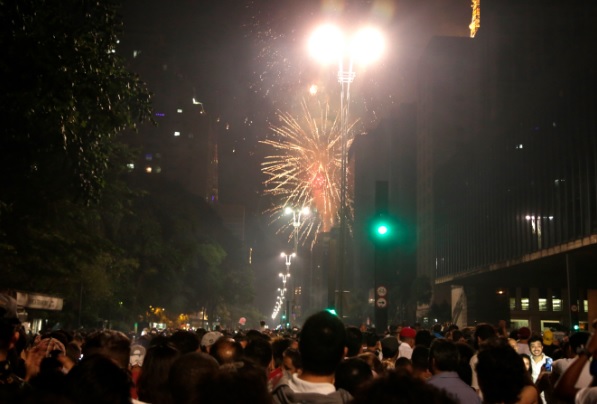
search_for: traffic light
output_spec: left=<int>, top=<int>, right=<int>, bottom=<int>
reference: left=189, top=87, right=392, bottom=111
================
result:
left=370, top=214, right=399, bottom=245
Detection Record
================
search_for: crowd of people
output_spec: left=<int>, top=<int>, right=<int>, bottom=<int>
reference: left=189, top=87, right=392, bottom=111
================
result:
left=1, top=302, right=597, bottom=403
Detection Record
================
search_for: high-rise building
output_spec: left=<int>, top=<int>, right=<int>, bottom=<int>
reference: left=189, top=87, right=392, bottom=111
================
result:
left=417, top=0, right=597, bottom=329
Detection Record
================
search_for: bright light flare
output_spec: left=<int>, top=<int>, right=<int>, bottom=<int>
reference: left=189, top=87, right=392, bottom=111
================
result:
left=351, top=27, right=384, bottom=65
left=309, top=25, right=384, bottom=66
left=308, top=24, right=344, bottom=65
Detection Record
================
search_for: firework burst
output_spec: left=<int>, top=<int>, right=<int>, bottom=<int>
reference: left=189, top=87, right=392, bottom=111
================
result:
left=261, top=98, right=357, bottom=249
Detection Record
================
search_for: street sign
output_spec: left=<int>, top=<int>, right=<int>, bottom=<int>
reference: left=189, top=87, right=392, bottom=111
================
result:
left=376, top=286, right=387, bottom=297
left=376, top=297, right=387, bottom=308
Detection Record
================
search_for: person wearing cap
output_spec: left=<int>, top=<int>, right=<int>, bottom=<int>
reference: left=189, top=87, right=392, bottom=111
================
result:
left=398, top=327, right=417, bottom=360
left=517, top=327, right=532, bottom=356
left=200, top=331, right=223, bottom=354
left=541, top=329, right=558, bottom=358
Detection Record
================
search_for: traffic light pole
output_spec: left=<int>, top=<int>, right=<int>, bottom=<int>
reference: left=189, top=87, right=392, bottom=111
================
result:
left=373, top=181, right=389, bottom=333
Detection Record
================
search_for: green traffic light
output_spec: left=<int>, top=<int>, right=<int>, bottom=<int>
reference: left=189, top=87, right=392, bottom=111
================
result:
left=377, top=225, right=388, bottom=235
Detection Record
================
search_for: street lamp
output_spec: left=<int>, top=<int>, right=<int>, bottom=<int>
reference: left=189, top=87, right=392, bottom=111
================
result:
left=309, top=24, right=384, bottom=318
left=280, top=252, right=296, bottom=327
left=281, top=252, right=296, bottom=272
left=285, top=206, right=310, bottom=253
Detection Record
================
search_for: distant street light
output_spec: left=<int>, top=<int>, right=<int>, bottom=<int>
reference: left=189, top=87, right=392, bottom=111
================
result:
left=309, top=24, right=384, bottom=318
left=280, top=252, right=296, bottom=327
left=285, top=206, right=310, bottom=253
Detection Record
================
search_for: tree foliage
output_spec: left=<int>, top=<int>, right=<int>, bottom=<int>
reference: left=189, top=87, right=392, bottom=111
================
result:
left=0, top=0, right=152, bottom=205
left=0, top=0, right=258, bottom=329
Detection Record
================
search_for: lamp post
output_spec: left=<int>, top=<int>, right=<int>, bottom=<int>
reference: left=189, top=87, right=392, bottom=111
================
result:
left=281, top=252, right=295, bottom=327
left=285, top=206, right=310, bottom=254
left=309, top=25, right=384, bottom=318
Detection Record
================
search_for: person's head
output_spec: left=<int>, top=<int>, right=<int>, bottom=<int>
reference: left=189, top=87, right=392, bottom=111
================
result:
left=298, top=311, right=346, bottom=376
left=168, top=352, right=219, bottom=404
left=429, top=339, right=459, bottom=373
left=414, top=329, right=433, bottom=348
left=334, top=357, right=373, bottom=396
left=568, top=332, right=590, bottom=355
left=136, top=341, right=180, bottom=404
left=381, top=336, right=399, bottom=360
left=399, top=327, right=417, bottom=346
left=210, top=358, right=273, bottom=404
left=519, top=353, right=532, bottom=374
left=243, top=336, right=273, bottom=370
left=542, top=329, right=553, bottom=347
left=129, top=344, right=146, bottom=367
left=364, top=331, right=380, bottom=351
left=473, top=323, right=497, bottom=350
left=82, top=330, right=131, bottom=369
left=66, top=354, right=132, bottom=404
left=209, top=337, right=243, bottom=365
left=517, top=327, right=531, bottom=341
left=395, top=356, right=413, bottom=373
left=345, top=326, right=363, bottom=357
left=476, top=338, right=530, bottom=403
left=357, top=352, right=384, bottom=375
left=411, top=346, right=430, bottom=373
left=169, top=330, right=200, bottom=354
left=200, top=331, right=223, bottom=353
left=528, top=336, right=544, bottom=358
left=271, top=337, right=292, bottom=368
left=350, top=368, right=458, bottom=404
left=282, top=347, right=302, bottom=375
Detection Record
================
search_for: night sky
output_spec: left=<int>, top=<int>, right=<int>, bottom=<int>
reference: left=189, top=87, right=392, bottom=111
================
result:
left=120, top=0, right=471, bottom=317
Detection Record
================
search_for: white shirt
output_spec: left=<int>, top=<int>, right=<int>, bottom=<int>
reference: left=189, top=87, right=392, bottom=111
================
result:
left=530, top=353, right=551, bottom=382
left=286, top=373, right=336, bottom=395
left=552, top=357, right=592, bottom=389
left=576, top=387, right=597, bottom=404
left=398, top=341, right=413, bottom=359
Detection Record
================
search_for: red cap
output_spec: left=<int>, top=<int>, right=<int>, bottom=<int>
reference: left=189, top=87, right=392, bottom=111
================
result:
left=399, top=327, right=416, bottom=339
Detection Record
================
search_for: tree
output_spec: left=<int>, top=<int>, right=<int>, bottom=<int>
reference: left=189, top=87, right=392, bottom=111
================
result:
left=0, top=0, right=151, bottom=326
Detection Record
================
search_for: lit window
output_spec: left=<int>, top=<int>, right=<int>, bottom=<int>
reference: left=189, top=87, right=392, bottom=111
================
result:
left=133, top=50, right=141, bottom=58
left=509, top=297, right=516, bottom=310
left=521, top=298, right=530, bottom=310
left=154, top=166, right=161, bottom=174
left=516, top=144, right=524, bottom=149
left=538, top=298, right=547, bottom=311
left=145, top=167, right=152, bottom=173
left=584, top=300, right=588, bottom=312
left=174, top=131, right=180, bottom=137
left=177, top=108, right=183, bottom=113
left=145, top=153, right=152, bottom=161
left=552, top=298, right=562, bottom=311
left=126, top=163, right=135, bottom=170
left=155, top=112, right=165, bottom=117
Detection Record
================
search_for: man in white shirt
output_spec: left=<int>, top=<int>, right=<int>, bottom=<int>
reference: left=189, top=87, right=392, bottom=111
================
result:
left=272, top=311, right=352, bottom=403
left=398, top=327, right=416, bottom=359
left=529, top=336, right=552, bottom=382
